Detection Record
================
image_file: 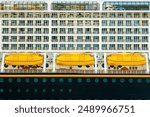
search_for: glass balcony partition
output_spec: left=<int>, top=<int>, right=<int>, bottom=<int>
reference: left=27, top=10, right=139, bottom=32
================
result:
left=52, top=1, right=99, bottom=11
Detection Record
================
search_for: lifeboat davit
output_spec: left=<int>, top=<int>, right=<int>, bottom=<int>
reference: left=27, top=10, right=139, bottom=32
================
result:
left=5, top=53, right=44, bottom=66
left=56, top=53, right=94, bottom=66
left=107, top=53, right=146, bottom=66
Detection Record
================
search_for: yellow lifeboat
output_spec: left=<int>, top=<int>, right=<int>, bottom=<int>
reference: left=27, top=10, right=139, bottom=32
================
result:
left=107, top=53, right=146, bottom=66
left=56, top=53, right=94, bottom=66
left=5, top=53, right=43, bottom=66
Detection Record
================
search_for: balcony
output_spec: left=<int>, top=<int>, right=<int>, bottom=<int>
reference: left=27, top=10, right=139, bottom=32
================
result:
left=2, top=47, right=9, bottom=50
left=67, top=47, right=75, bottom=50
left=2, top=31, right=9, bottom=34
left=35, top=23, right=42, bottom=26
left=77, top=39, right=83, bottom=42
left=26, top=47, right=33, bottom=50
left=85, top=31, right=91, bottom=34
left=102, top=47, right=107, bottom=50
left=93, top=47, right=99, bottom=50
left=68, top=39, right=74, bottom=42
left=67, top=23, right=74, bottom=26
left=2, top=23, right=9, bottom=26
left=43, top=47, right=49, bottom=50
left=85, top=47, right=92, bottom=50
left=19, top=31, right=25, bottom=34
left=43, top=31, right=49, bottom=34
left=77, top=47, right=83, bottom=50
left=93, top=23, right=99, bottom=26
left=77, top=31, right=83, bottom=34
left=52, top=39, right=58, bottom=42
left=142, top=47, right=148, bottom=50
left=93, top=31, right=99, bottom=34
left=11, top=47, right=17, bottom=50
left=10, top=39, right=17, bottom=42
left=59, top=47, right=66, bottom=50
left=60, top=23, right=66, bottom=26
left=35, top=39, right=41, bottom=42
left=52, top=47, right=58, bottom=50
left=52, top=23, right=58, bottom=26
left=93, top=39, right=99, bottom=42
left=19, top=39, right=25, bottom=42
left=126, top=47, right=132, bottom=50
left=35, top=31, right=42, bottom=34
left=85, top=39, right=91, bottom=42
left=27, top=31, right=33, bottom=34
left=35, top=47, right=42, bottom=50
left=27, top=39, right=33, bottom=42
left=26, top=23, right=33, bottom=26
left=43, top=39, right=49, bottom=42
left=2, top=39, right=9, bottom=42
left=18, top=47, right=25, bottom=50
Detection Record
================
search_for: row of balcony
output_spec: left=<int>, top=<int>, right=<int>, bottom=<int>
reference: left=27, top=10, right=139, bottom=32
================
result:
left=2, top=45, right=49, bottom=50
left=101, top=13, right=149, bottom=18
left=2, top=39, right=49, bottom=42
left=2, top=46, right=99, bottom=51
left=52, top=22, right=99, bottom=26
left=102, top=28, right=149, bottom=34
left=51, top=28, right=99, bottom=34
left=102, top=20, right=149, bottom=26
left=102, top=47, right=148, bottom=50
left=2, top=20, right=49, bottom=26
left=1, top=12, right=149, bottom=18
left=52, top=47, right=99, bottom=50
left=2, top=23, right=49, bottom=26
left=51, top=31, right=99, bottom=34
left=102, top=31, right=149, bottom=34
left=51, top=39, right=99, bottom=42
left=102, top=39, right=148, bottom=43
left=1, top=12, right=100, bottom=18
left=2, top=31, right=49, bottom=34
left=102, top=44, right=148, bottom=50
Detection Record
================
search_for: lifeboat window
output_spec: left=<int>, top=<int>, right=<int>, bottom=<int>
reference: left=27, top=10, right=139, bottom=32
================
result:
left=102, top=63, right=104, bottom=68
left=78, top=65, right=82, bottom=68
left=118, top=65, right=122, bottom=68
left=46, top=63, right=49, bottom=68
left=20, top=65, right=24, bottom=68
left=4, top=64, right=8, bottom=68
left=12, top=65, right=16, bottom=68
left=86, top=65, right=90, bottom=68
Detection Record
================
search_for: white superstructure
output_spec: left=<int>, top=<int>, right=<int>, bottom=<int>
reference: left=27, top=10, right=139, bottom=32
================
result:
left=0, top=0, right=150, bottom=73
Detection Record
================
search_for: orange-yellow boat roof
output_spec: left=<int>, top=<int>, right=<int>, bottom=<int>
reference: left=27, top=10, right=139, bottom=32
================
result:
left=107, top=53, right=146, bottom=66
left=56, top=52, right=94, bottom=66
left=5, top=53, right=43, bottom=66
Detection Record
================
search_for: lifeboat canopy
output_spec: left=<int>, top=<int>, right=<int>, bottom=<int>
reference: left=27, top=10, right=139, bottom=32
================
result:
left=5, top=53, right=44, bottom=66
left=107, top=53, right=146, bottom=66
left=56, top=52, right=94, bottom=66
